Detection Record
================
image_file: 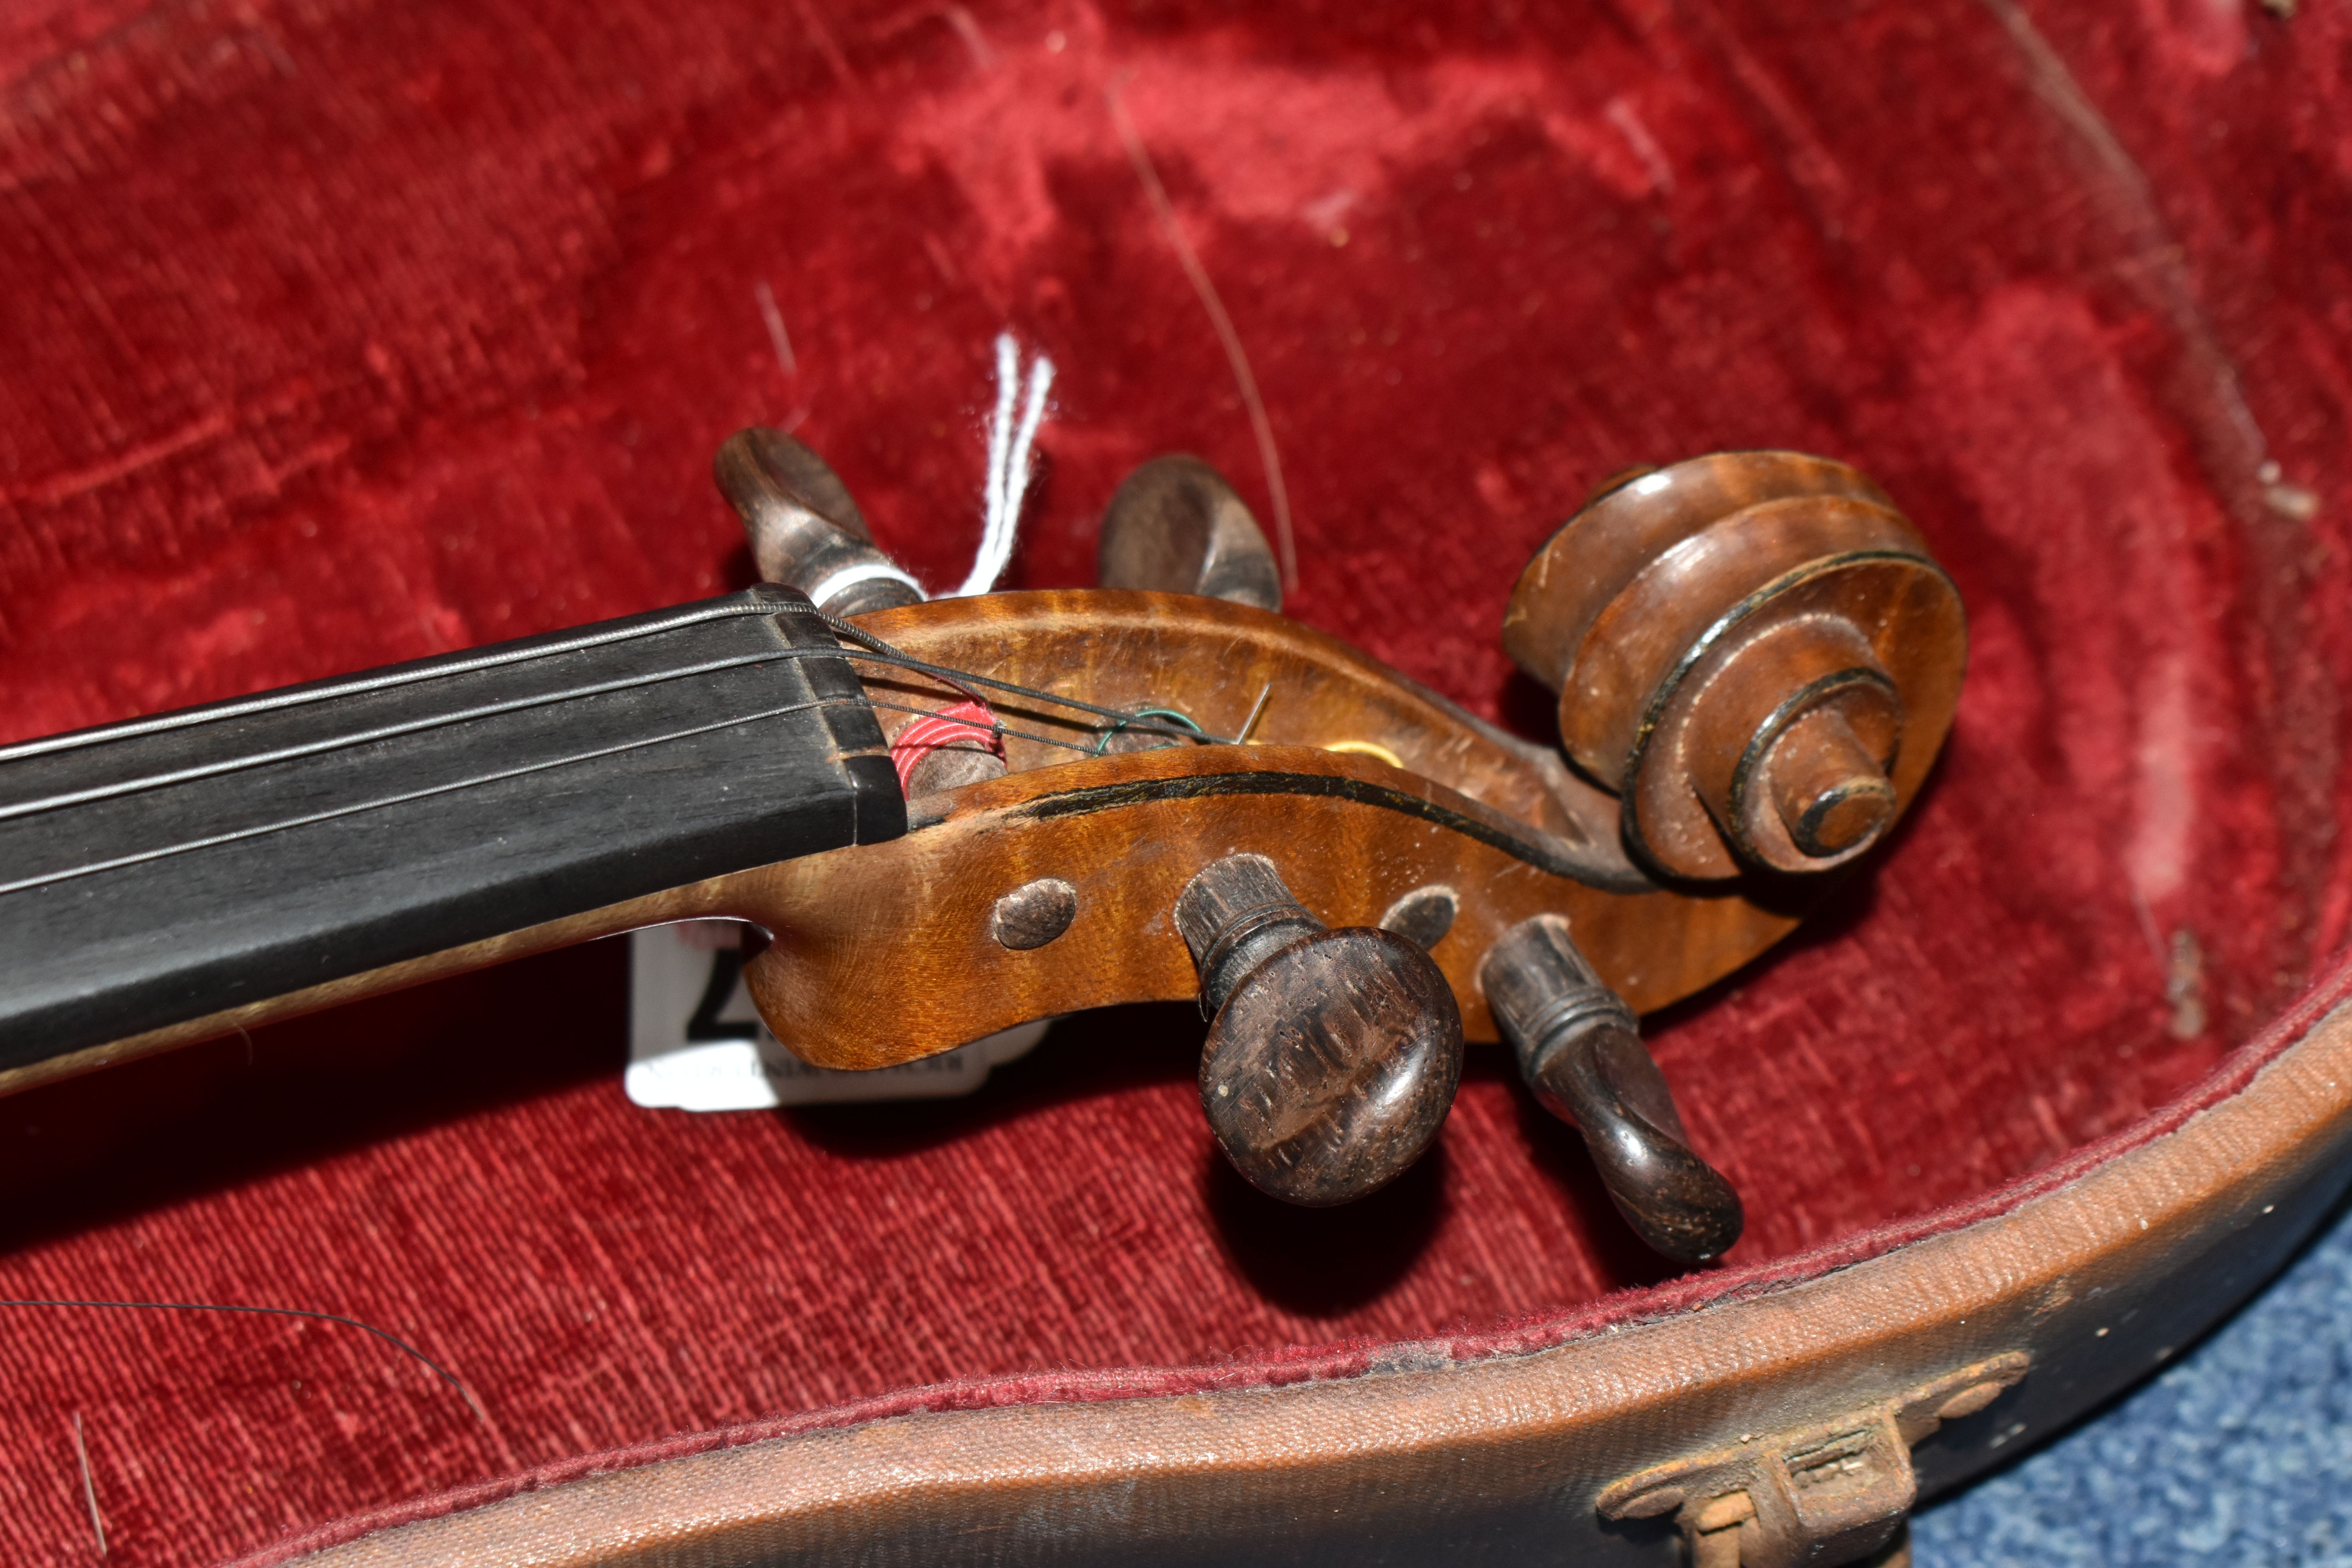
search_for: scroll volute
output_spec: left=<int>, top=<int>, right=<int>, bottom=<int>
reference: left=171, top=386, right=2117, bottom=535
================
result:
left=1503, top=452, right=1966, bottom=880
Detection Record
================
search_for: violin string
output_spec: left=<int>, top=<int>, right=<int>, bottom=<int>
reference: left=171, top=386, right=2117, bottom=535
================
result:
left=0, top=697, right=861, bottom=897
left=1236, top=682, right=1274, bottom=743
left=0, top=597, right=791, bottom=765
left=0, top=642, right=1214, bottom=827
left=0, top=603, right=1232, bottom=877
left=1, top=1298, right=487, bottom=1426
left=776, top=601, right=1240, bottom=746
left=0, top=649, right=812, bottom=826
left=1089, top=707, right=1207, bottom=757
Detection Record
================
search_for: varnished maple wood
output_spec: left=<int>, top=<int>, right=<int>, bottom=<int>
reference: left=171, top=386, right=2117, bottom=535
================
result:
left=0, top=451, right=1959, bottom=1194
left=1177, top=854, right=1463, bottom=1205
left=1502, top=453, right=1893, bottom=699
left=2, top=524, right=1937, bottom=1119
left=849, top=588, right=1637, bottom=863
left=732, top=743, right=1797, bottom=1069
left=278, top=1000, right=2352, bottom=1568
left=1503, top=453, right=1964, bottom=880
left=0, top=733, right=1786, bottom=1106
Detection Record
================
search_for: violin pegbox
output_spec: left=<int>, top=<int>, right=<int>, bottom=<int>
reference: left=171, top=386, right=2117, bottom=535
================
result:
left=1501, top=452, right=1967, bottom=881
left=696, top=430, right=1961, bottom=1263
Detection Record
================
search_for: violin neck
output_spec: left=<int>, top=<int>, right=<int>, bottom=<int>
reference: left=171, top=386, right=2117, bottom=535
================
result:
left=0, top=587, right=904, bottom=1084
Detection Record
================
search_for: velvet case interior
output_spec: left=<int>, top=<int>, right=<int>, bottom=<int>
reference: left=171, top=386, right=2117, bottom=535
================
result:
left=0, top=0, right=2346, bottom=1562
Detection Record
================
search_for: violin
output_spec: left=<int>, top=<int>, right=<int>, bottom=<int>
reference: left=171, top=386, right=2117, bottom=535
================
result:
left=0, top=431, right=1964, bottom=1267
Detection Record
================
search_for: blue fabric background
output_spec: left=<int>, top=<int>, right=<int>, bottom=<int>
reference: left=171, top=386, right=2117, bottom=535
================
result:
left=1911, top=1197, right=2352, bottom=1565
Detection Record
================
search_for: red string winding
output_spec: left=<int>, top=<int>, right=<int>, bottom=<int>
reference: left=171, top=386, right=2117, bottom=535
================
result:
left=888, top=699, right=1004, bottom=792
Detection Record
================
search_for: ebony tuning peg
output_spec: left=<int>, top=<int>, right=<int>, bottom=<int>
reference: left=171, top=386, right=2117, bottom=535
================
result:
left=1502, top=452, right=1966, bottom=880
left=1480, top=915, right=1742, bottom=1265
left=1174, top=854, right=1462, bottom=1206
left=714, top=427, right=926, bottom=617
left=1098, top=455, right=1281, bottom=611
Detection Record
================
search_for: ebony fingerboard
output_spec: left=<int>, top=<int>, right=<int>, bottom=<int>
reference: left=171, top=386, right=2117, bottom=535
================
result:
left=0, top=586, right=904, bottom=1070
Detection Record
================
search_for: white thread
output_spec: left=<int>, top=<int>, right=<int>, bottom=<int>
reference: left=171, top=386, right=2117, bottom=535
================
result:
left=953, top=332, right=1055, bottom=597
left=980, top=333, right=1019, bottom=559
left=804, top=560, right=927, bottom=610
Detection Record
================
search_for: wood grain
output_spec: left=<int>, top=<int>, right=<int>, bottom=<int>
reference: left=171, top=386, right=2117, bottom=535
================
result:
left=847, top=588, right=1636, bottom=866
left=1502, top=453, right=1965, bottom=881
left=732, top=744, right=1798, bottom=1069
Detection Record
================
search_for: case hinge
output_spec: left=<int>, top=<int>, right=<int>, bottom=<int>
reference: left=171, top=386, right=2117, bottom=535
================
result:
left=1597, top=1351, right=2029, bottom=1568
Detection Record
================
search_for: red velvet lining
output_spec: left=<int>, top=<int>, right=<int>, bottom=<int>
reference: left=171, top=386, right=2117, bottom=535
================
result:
left=232, top=945, right=2352, bottom=1568
left=1, top=0, right=2347, bottom=1562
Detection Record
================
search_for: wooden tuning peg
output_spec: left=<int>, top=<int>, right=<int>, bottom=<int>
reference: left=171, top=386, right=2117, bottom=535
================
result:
left=1481, top=915, right=1742, bottom=1265
left=714, top=427, right=926, bottom=617
left=1097, top=455, right=1281, bottom=610
left=1174, top=854, right=1462, bottom=1205
left=1502, top=452, right=1965, bottom=880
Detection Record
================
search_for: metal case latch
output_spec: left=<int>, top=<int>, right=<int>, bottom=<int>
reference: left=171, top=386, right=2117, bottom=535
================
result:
left=1597, top=1352, right=2029, bottom=1568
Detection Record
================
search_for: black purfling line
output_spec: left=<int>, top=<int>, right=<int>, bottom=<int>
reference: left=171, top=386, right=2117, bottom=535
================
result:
left=1014, top=768, right=1657, bottom=894
left=0, top=649, right=821, bottom=824
left=0, top=597, right=798, bottom=764
left=0, top=697, right=861, bottom=898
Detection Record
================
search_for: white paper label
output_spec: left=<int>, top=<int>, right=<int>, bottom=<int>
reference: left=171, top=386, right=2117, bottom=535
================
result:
left=625, top=921, right=1047, bottom=1111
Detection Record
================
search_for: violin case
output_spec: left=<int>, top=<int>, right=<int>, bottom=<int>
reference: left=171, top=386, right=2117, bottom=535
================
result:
left=2, top=0, right=2345, bottom=1563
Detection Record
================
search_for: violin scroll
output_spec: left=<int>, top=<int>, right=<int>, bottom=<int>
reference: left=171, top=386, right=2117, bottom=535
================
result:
left=1502, top=452, right=1965, bottom=881
left=1176, top=854, right=1463, bottom=1206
